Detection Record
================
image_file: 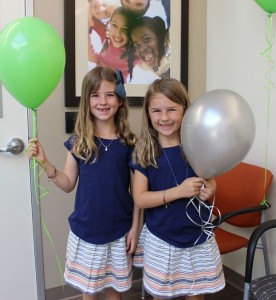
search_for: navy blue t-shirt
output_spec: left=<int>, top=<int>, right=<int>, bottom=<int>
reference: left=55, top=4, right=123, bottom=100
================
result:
left=64, top=135, right=134, bottom=244
left=130, top=145, right=212, bottom=248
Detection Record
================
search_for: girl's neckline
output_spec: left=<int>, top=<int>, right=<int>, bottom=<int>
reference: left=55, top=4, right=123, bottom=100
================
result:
left=95, top=136, right=118, bottom=140
left=161, top=144, right=182, bottom=149
left=96, top=136, right=118, bottom=152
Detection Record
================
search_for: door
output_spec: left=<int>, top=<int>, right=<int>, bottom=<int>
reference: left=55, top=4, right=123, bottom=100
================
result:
left=0, top=0, right=44, bottom=299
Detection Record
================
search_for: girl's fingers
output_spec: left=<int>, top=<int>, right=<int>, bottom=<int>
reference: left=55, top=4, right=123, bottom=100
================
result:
left=29, top=138, right=37, bottom=143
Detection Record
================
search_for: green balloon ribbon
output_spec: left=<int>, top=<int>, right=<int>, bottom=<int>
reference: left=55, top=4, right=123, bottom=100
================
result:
left=260, top=14, right=274, bottom=207
left=25, top=109, right=64, bottom=290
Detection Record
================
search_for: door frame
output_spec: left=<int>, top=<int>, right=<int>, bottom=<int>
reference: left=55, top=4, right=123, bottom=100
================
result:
left=27, top=0, right=45, bottom=299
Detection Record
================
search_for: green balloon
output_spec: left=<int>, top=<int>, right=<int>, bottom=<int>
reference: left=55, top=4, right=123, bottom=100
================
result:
left=255, top=0, right=276, bottom=14
left=0, top=17, right=66, bottom=109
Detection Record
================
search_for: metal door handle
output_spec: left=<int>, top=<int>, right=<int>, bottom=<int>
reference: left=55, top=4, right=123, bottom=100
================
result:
left=0, top=138, right=24, bottom=154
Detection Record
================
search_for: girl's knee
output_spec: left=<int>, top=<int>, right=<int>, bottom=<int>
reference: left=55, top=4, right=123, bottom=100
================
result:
left=83, top=293, right=100, bottom=300
left=104, top=288, right=122, bottom=300
left=185, top=295, right=204, bottom=300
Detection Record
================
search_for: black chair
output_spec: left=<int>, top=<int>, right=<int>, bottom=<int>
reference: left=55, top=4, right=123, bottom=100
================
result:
left=243, top=219, right=276, bottom=300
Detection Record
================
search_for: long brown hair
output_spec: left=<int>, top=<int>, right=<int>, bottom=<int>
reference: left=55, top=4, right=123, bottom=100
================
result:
left=133, top=77, right=190, bottom=168
left=72, top=66, right=137, bottom=163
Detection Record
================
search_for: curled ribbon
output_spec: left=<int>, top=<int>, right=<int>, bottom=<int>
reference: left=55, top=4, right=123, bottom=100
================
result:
left=186, top=196, right=221, bottom=246
left=25, top=108, right=65, bottom=291
left=260, top=13, right=274, bottom=206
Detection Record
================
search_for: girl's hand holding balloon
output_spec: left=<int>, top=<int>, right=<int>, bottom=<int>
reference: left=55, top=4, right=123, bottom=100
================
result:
left=28, top=138, right=47, bottom=164
left=28, top=139, right=61, bottom=186
left=177, top=177, right=204, bottom=199
left=197, top=178, right=216, bottom=201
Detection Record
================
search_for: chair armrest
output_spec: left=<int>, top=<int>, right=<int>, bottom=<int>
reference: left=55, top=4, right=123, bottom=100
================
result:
left=212, top=203, right=271, bottom=226
left=244, top=219, right=276, bottom=283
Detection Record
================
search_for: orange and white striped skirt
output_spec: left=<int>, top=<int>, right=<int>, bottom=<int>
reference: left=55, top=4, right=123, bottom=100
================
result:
left=133, top=225, right=225, bottom=298
left=64, top=230, right=132, bottom=295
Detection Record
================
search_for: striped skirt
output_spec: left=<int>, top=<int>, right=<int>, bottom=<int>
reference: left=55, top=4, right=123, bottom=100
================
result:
left=133, top=225, right=225, bottom=298
left=64, top=230, right=133, bottom=295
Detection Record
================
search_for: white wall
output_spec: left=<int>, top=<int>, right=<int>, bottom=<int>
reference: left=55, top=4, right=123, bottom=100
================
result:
left=188, top=0, right=207, bottom=101
left=207, top=0, right=276, bottom=277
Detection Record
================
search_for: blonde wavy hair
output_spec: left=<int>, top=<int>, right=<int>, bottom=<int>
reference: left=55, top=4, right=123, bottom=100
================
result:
left=133, top=77, right=190, bottom=168
left=72, top=67, right=137, bottom=163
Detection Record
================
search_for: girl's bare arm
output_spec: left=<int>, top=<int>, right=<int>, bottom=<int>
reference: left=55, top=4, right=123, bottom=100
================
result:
left=132, top=170, right=204, bottom=209
left=28, top=139, right=78, bottom=193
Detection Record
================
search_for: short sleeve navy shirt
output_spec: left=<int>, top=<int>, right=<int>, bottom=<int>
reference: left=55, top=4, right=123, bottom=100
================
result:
left=65, top=135, right=134, bottom=244
left=130, top=146, right=212, bottom=248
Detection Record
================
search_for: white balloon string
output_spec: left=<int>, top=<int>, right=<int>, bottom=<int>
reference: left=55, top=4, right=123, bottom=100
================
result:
left=186, top=195, right=221, bottom=246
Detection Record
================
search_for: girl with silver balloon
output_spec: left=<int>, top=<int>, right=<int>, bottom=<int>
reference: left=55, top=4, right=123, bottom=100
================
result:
left=130, top=78, right=225, bottom=300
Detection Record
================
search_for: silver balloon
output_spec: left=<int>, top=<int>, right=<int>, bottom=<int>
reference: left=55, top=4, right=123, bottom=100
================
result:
left=181, top=89, right=255, bottom=179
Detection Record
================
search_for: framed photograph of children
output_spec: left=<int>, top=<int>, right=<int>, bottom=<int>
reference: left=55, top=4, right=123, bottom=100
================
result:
left=64, top=0, right=189, bottom=107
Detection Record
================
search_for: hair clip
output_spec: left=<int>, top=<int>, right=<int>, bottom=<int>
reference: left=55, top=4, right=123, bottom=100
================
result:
left=115, top=69, right=126, bottom=100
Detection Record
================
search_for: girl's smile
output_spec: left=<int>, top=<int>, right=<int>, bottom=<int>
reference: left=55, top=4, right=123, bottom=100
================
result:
left=131, top=26, right=159, bottom=68
left=148, top=93, right=184, bottom=143
left=97, top=106, right=110, bottom=113
left=109, top=13, right=128, bottom=48
left=90, top=80, right=122, bottom=121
